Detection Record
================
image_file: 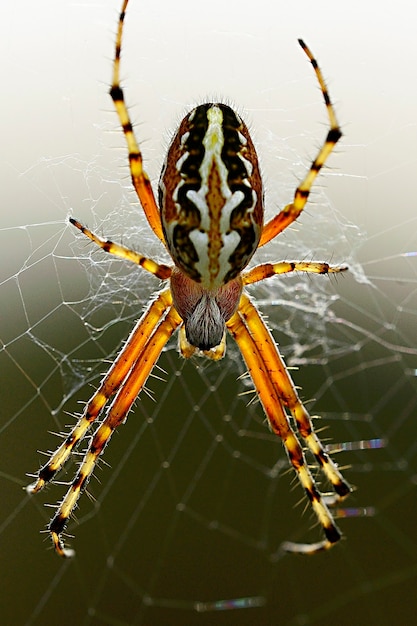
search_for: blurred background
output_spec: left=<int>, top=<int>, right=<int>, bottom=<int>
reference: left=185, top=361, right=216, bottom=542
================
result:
left=1, top=0, right=416, bottom=624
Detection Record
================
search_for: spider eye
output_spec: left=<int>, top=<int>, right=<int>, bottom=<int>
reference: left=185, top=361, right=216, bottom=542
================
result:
left=159, top=103, right=264, bottom=290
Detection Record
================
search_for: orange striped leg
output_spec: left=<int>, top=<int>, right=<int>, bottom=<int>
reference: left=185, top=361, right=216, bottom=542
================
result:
left=244, top=260, right=347, bottom=285
left=259, top=40, right=342, bottom=248
left=110, top=0, right=164, bottom=243
left=238, top=292, right=351, bottom=501
left=27, top=289, right=173, bottom=495
left=69, top=218, right=172, bottom=279
left=227, top=298, right=345, bottom=553
left=46, top=300, right=182, bottom=557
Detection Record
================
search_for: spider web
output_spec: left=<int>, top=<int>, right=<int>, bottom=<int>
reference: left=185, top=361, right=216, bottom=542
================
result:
left=1, top=1, right=417, bottom=625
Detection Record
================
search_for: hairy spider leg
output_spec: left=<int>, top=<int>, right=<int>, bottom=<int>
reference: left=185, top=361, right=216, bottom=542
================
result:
left=47, top=293, right=181, bottom=557
left=110, top=0, right=164, bottom=244
left=238, top=292, right=351, bottom=500
left=244, top=260, right=347, bottom=284
left=227, top=296, right=345, bottom=554
left=259, top=39, right=342, bottom=248
left=69, top=218, right=172, bottom=280
left=27, top=289, right=173, bottom=493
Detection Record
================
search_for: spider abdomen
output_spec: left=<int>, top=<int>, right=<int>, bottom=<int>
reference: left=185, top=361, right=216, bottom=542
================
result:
left=159, top=103, right=263, bottom=290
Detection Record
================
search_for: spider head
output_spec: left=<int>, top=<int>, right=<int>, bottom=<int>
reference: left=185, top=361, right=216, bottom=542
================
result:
left=159, top=102, right=264, bottom=291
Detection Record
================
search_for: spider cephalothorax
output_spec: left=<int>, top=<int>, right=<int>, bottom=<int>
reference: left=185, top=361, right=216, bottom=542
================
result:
left=27, top=0, right=351, bottom=558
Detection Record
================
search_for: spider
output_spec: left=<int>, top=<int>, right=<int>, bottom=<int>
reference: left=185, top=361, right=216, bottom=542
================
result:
left=27, top=0, right=352, bottom=557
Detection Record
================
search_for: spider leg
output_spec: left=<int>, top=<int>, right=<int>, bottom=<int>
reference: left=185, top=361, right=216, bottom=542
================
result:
left=238, top=292, right=351, bottom=498
left=227, top=293, right=350, bottom=554
left=259, top=39, right=342, bottom=248
left=243, top=260, right=347, bottom=285
left=27, top=289, right=173, bottom=492
left=69, top=218, right=172, bottom=279
left=45, top=295, right=181, bottom=557
left=110, top=0, right=164, bottom=244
